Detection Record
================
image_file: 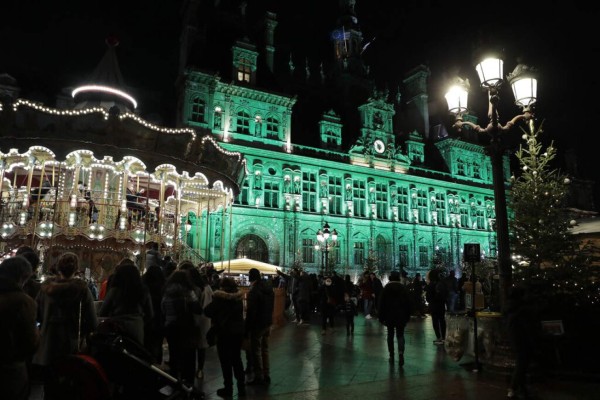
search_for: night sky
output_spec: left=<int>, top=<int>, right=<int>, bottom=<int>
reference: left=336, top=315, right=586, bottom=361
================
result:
left=2, top=1, right=598, bottom=209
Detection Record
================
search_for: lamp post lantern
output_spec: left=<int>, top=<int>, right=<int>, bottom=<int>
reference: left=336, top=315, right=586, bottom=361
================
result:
left=316, top=221, right=338, bottom=276
left=445, top=58, right=537, bottom=311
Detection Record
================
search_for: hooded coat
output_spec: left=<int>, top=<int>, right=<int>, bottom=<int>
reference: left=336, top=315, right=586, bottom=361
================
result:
left=0, top=276, right=39, bottom=400
left=33, top=277, right=97, bottom=366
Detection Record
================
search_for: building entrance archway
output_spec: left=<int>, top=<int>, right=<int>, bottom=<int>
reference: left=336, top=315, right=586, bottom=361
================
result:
left=235, top=234, right=269, bottom=262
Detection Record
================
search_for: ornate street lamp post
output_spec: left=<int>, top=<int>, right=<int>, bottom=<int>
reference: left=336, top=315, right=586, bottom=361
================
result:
left=316, top=221, right=338, bottom=276
left=445, top=57, right=537, bottom=311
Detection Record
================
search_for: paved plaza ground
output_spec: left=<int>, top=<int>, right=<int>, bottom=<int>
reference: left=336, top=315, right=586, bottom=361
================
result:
left=30, top=312, right=599, bottom=399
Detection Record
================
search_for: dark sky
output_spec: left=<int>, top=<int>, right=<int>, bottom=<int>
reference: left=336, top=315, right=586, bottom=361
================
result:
left=2, top=1, right=599, bottom=209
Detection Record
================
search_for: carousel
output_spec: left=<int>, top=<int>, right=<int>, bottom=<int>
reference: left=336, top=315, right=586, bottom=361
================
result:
left=0, top=98, right=246, bottom=278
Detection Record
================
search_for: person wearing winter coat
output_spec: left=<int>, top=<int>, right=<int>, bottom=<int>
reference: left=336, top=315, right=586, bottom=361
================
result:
left=0, top=256, right=39, bottom=400
left=204, top=277, right=246, bottom=398
left=179, top=261, right=214, bottom=380
left=425, top=269, right=447, bottom=345
left=98, top=260, right=154, bottom=346
left=378, top=271, right=412, bottom=366
left=245, top=268, right=274, bottom=385
left=33, top=252, right=98, bottom=399
left=161, top=269, right=202, bottom=386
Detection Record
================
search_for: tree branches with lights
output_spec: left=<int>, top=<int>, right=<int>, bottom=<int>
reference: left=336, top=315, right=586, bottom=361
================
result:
left=510, top=122, right=572, bottom=268
left=510, top=122, right=600, bottom=308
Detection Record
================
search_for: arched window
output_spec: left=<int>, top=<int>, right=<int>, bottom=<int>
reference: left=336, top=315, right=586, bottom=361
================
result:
left=236, top=110, right=251, bottom=134
left=191, top=97, right=205, bottom=123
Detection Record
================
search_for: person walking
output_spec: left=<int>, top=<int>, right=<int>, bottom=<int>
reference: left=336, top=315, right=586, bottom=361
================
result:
left=411, top=273, right=426, bottom=318
left=33, top=252, right=98, bottom=399
left=204, top=277, right=246, bottom=398
left=319, top=277, right=337, bottom=335
left=359, top=272, right=374, bottom=319
left=378, top=270, right=412, bottom=366
left=342, top=291, right=358, bottom=336
left=245, top=268, right=274, bottom=385
left=370, top=272, right=383, bottom=317
left=443, top=270, right=459, bottom=313
left=425, top=269, right=447, bottom=345
left=0, top=256, right=39, bottom=400
left=295, top=270, right=312, bottom=325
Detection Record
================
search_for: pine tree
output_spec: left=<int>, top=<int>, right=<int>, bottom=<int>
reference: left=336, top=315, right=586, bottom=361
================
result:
left=364, top=246, right=378, bottom=274
left=509, top=123, right=572, bottom=268
left=510, top=123, right=600, bottom=308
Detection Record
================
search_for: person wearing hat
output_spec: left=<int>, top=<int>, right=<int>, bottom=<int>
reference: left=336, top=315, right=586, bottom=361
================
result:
left=204, top=277, right=246, bottom=397
left=378, top=270, right=412, bottom=366
left=245, top=268, right=274, bottom=385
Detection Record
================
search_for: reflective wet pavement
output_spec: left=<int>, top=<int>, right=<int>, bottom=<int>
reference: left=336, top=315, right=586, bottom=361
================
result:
left=30, top=312, right=599, bottom=399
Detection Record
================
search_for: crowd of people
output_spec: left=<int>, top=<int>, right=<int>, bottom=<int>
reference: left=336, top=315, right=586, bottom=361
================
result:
left=1, top=246, right=532, bottom=400
left=0, top=245, right=276, bottom=400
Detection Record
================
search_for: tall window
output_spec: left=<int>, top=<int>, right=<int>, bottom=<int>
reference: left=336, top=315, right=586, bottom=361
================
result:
left=417, top=189, right=428, bottom=223
left=460, top=205, right=469, bottom=227
left=398, top=244, right=409, bottom=270
left=353, top=241, right=365, bottom=265
left=419, top=245, right=429, bottom=269
left=457, top=158, right=465, bottom=176
left=235, top=177, right=250, bottom=205
left=191, top=97, right=205, bottom=123
left=236, top=110, right=251, bottom=134
left=263, top=181, right=279, bottom=208
left=375, top=183, right=388, bottom=220
left=398, top=186, right=409, bottom=222
left=475, top=207, right=485, bottom=229
left=266, top=117, right=279, bottom=139
left=435, top=193, right=447, bottom=226
left=302, top=237, right=315, bottom=263
left=473, top=162, right=481, bottom=179
left=302, top=172, right=317, bottom=212
left=328, top=176, right=342, bottom=215
left=353, top=180, right=366, bottom=217
left=237, top=58, right=252, bottom=82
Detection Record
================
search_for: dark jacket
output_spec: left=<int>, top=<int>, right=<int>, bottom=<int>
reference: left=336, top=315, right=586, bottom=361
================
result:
left=98, top=286, right=154, bottom=345
left=33, top=277, right=98, bottom=366
left=245, top=280, right=274, bottom=333
left=425, top=280, right=447, bottom=314
left=0, top=277, right=39, bottom=364
left=378, top=281, right=412, bottom=326
left=0, top=276, right=39, bottom=400
left=204, top=289, right=245, bottom=337
left=161, top=282, right=202, bottom=349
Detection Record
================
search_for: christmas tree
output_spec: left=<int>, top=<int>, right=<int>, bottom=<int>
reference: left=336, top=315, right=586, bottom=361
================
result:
left=510, top=123, right=572, bottom=268
left=364, top=244, right=378, bottom=274
left=510, top=123, right=599, bottom=308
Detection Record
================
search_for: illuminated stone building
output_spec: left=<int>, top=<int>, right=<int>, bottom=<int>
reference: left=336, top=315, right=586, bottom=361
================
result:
left=175, top=1, right=502, bottom=278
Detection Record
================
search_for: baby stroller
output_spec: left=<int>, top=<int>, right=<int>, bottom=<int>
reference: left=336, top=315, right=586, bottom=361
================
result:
left=50, top=323, right=203, bottom=400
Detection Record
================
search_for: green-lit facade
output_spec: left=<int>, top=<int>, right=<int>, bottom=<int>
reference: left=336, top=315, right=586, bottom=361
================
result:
left=176, top=2, right=505, bottom=278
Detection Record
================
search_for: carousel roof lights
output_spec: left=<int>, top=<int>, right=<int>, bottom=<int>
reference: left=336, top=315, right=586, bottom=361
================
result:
left=13, top=99, right=108, bottom=119
left=120, top=113, right=196, bottom=140
left=72, top=85, right=138, bottom=109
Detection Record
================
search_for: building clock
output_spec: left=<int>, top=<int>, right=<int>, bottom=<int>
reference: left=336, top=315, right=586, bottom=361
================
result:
left=373, top=139, right=386, bottom=154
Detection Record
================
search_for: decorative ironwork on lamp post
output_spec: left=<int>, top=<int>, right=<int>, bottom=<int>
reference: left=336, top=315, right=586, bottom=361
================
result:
left=315, top=221, right=337, bottom=276
left=445, top=57, right=537, bottom=311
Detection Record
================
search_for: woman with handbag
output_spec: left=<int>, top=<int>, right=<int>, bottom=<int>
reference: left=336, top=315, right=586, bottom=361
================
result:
left=32, top=252, right=98, bottom=400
